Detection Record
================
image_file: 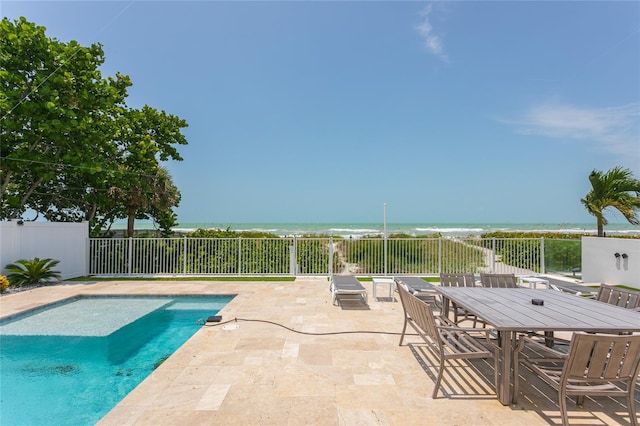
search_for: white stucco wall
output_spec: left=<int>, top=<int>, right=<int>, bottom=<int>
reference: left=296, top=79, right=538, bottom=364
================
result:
left=582, top=237, right=640, bottom=289
left=0, top=221, right=89, bottom=280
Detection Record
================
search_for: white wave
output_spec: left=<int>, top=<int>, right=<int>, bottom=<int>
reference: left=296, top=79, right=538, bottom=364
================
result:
left=172, top=227, right=197, bottom=233
left=415, top=227, right=484, bottom=233
left=237, top=228, right=279, bottom=233
left=330, top=228, right=380, bottom=234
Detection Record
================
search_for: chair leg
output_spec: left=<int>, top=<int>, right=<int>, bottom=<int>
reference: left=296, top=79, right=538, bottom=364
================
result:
left=399, top=319, right=408, bottom=346
left=628, top=389, right=638, bottom=426
left=432, top=360, right=445, bottom=399
left=559, top=390, right=569, bottom=426
left=493, top=355, right=499, bottom=400
left=576, top=395, right=584, bottom=407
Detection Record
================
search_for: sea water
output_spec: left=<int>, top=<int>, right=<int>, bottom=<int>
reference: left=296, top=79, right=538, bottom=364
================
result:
left=0, top=295, right=233, bottom=425
left=111, top=221, right=640, bottom=238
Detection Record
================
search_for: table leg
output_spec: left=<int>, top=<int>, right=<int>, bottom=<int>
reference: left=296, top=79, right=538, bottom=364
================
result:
left=441, top=296, right=451, bottom=320
left=497, top=330, right=514, bottom=405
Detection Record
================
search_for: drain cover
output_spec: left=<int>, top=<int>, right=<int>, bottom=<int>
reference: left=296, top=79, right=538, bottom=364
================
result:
left=222, top=324, right=239, bottom=331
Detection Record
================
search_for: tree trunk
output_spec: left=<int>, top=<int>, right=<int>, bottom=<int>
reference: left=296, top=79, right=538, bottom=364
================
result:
left=127, top=210, right=136, bottom=238
left=19, top=176, right=44, bottom=210
left=1, top=169, right=12, bottom=194
left=597, top=215, right=604, bottom=237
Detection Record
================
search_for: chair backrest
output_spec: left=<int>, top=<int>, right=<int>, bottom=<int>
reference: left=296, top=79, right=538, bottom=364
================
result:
left=596, top=284, right=640, bottom=309
left=479, top=273, right=517, bottom=288
left=564, top=332, right=640, bottom=383
left=396, top=281, right=439, bottom=342
left=439, top=273, right=476, bottom=288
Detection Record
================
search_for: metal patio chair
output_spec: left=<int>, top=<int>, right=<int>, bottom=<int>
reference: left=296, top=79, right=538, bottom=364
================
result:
left=396, top=282, right=498, bottom=399
left=479, top=273, right=518, bottom=288
left=439, top=273, right=482, bottom=326
left=595, top=284, right=640, bottom=310
left=513, top=332, right=640, bottom=426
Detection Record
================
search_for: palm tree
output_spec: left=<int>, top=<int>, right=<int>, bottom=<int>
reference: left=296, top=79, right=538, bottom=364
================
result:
left=580, top=167, right=640, bottom=237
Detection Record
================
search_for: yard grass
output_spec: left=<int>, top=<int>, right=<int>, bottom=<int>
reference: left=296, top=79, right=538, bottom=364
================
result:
left=67, top=276, right=297, bottom=282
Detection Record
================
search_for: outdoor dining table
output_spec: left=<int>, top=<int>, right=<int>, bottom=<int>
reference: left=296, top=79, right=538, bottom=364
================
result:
left=435, top=287, right=640, bottom=405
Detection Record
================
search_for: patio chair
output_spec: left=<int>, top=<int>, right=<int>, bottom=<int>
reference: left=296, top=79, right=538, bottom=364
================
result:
left=396, top=282, right=498, bottom=398
left=594, top=284, right=640, bottom=310
left=513, top=332, right=640, bottom=426
left=439, top=273, right=482, bottom=326
left=330, top=275, right=367, bottom=306
left=479, top=273, right=518, bottom=288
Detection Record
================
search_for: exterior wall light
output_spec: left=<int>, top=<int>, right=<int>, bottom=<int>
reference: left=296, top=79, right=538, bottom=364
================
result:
left=614, top=252, right=621, bottom=258
left=622, top=253, right=628, bottom=259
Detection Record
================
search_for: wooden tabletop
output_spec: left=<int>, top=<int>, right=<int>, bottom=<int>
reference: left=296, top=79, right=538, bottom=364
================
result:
left=435, top=287, right=640, bottom=332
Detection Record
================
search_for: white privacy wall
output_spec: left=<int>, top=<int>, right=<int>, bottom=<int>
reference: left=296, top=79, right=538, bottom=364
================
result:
left=0, top=221, right=88, bottom=280
left=582, top=237, right=640, bottom=290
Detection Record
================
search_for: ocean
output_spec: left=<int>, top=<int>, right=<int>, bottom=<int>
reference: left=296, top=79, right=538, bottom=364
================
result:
left=114, top=222, right=640, bottom=238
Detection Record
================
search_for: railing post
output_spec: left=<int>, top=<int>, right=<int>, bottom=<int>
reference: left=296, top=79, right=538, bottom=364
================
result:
left=491, top=238, right=496, bottom=273
left=86, top=237, right=91, bottom=276
left=238, top=237, right=242, bottom=276
left=127, top=237, right=133, bottom=275
left=329, top=237, right=333, bottom=276
left=290, top=236, right=297, bottom=276
left=438, top=238, right=442, bottom=274
left=540, top=237, right=545, bottom=274
left=384, top=235, right=388, bottom=276
left=183, top=236, right=188, bottom=274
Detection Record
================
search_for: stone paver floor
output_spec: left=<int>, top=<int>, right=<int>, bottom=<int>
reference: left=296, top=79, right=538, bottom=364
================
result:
left=1, top=278, right=637, bottom=425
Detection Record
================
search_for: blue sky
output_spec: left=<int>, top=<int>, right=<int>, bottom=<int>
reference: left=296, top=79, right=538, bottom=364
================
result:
left=3, top=1, right=639, bottom=224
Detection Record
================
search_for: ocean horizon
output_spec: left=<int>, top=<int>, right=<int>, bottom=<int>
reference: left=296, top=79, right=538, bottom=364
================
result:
left=110, top=222, right=640, bottom=238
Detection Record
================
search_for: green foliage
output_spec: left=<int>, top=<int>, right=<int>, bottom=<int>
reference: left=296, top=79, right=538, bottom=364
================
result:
left=0, top=17, right=187, bottom=237
left=296, top=239, right=333, bottom=274
left=340, top=238, right=486, bottom=274
left=480, top=232, right=586, bottom=273
left=186, top=228, right=278, bottom=239
left=544, top=239, right=581, bottom=273
left=482, top=231, right=586, bottom=239
left=4, top=258, right=61, bottom=286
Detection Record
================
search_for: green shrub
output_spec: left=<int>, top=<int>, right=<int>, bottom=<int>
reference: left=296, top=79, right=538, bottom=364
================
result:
left=5, top=258, right=62, bottom=287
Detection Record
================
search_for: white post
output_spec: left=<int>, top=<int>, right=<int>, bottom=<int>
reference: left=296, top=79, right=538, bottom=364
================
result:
left=383, top=203, right=388, bottom=276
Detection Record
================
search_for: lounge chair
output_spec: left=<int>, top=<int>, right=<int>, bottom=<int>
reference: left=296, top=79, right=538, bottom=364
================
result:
left=479, top=273, right=518, bottom=288
left=330, top=275, right=367, bottom=306
left=513, top=332, right=640, bottom=426
left=396, top=281, right=498, bottom=398
left=394, top=276, right=437, bottom=304
left=547, top=279, right=598, bottom=296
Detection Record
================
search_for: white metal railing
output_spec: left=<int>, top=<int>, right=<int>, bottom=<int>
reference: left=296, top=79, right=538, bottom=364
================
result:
left=89, top=237, right=558, bottom=277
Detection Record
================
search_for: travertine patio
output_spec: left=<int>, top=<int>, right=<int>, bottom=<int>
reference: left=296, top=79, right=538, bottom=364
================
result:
left=1, top=278, right=637, bottom=425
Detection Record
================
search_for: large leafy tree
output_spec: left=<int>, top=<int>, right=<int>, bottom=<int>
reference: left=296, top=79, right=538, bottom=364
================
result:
left=581, top=167, right=640, bottom=237
left=1, top=17, right=130, bottom=220
left=1, top=17, right=188, bottom=234
left=105, top=106, right=186, bottom=237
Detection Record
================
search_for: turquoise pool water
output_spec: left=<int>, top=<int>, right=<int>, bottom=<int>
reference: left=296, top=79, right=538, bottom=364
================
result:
left=0, top=295, right=233, bottom=425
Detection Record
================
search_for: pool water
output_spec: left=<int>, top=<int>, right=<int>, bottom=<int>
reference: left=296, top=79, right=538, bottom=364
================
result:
left=0, top=295, right=233, bottom=425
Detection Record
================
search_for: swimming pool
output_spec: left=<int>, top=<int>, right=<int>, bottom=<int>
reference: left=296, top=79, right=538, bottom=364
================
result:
left=0, top=295, right=234, bottom=425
